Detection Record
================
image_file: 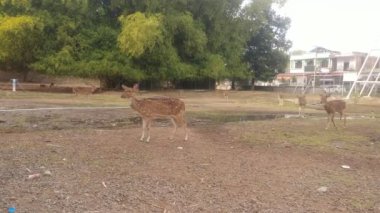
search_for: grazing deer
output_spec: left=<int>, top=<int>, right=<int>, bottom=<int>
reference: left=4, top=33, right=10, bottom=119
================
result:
left=320, top=93, right=346, bottom=130
left=121, top=85, right=188, bottom=142
left=215, top=89, right=229, bottom=101
left=40, top=82, right=54, bottom=88
left=72, top=85, right=97, bottom=95
left=122, top=83, right=140, bottom=94
left=297, top=94, right=307, bottom=116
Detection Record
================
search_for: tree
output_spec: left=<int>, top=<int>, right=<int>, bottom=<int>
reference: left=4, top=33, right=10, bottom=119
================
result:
left=0, top=0, right=291, bottom=89
left=118, top=12, right=164, bottom=57
left=243, top=0, right=291, bottom=83
left=0, top=15, right=44, bottom=79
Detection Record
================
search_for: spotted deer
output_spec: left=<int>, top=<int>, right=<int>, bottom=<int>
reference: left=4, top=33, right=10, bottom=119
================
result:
left=72, top=85, right=98, bottom=95
left=320, top=93, right=346, bottom=130
left=121, top=85, right=188, bottom=142
left=297, top=94, right=307, bottom=116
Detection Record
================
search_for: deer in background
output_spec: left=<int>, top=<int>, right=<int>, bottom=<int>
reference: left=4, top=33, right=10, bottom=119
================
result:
left=320, top=93, right=346, bottom=130
left=277, top=93, right=284, bottom=106
left=297, top=94, right=307, bottom=116
left=122, top=83, right=140, bottom=94
left=72, top=85, right=98, bottom=95
left=121, top=85, right=188, bottom=142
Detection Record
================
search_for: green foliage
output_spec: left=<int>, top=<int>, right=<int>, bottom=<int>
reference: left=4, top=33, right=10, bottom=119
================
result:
left=201, top=54, right=227, bottom=80
left=0, top=0, right=30, bottom=7
left=166, top=12, right=207, bottom=61
left=244, top=0, right=291, bottom=82
left=118, top=12, right=164, bottom=57
left=0, top=0, right=291, bottom=88
left=0, top=15, right=43, bottom=70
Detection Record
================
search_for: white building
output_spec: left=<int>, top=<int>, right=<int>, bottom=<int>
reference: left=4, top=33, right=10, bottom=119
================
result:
left=276, top=47, right=369, bottom=90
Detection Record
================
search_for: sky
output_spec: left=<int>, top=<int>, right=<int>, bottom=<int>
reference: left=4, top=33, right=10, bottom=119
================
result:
left=244, top=0, right=380, bottom=53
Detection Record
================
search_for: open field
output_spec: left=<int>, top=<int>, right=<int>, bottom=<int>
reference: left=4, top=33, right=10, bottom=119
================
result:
left=1, top=90, right=380, bottom=212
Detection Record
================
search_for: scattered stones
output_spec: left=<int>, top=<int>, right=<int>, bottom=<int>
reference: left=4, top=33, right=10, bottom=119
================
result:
left=102, top=181, right=107, bottom=188
left=317, top=186, right=328, bottom=192
left=43, top=170, right=52, bottom=176
left=27, top=173, right=41, bottom=180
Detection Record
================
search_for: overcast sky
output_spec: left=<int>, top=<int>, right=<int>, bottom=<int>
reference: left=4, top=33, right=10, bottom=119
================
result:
left=244, top=0, right=380, bottom=53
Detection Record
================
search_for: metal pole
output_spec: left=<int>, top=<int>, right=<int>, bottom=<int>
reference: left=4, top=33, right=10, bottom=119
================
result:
left=346, top=52, right=370, bottom=99
left=313, top=52, right=317, bottom=94
left=359, top=55, right=380, bottom=96
left=11, top=79, right=17, bottom=92
left=367, top=71, right=380, bottom=97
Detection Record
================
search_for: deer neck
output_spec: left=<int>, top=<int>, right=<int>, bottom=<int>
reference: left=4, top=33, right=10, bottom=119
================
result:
left=130, top=96, right=142, bottom=112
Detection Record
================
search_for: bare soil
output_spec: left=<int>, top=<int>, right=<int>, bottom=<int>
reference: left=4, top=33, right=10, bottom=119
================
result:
left=1, top=90, right=380, bottom=212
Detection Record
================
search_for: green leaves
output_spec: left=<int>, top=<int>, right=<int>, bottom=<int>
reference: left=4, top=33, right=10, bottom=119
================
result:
left=0, top=0, right=291, bottom=87
left=244, top=0, right=291, bottom=81
left=118, top=12, right=164, bottom=57
left=0, top=15, right=44, bottom=69
left=166, top=12, right=207, bottom=60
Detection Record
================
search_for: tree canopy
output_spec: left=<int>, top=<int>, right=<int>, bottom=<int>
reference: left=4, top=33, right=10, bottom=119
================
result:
left=0, top=0, right=291, bottom=88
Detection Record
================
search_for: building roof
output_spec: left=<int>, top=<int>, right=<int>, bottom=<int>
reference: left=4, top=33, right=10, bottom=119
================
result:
left=310, top=47, right=340, bottom=54
left=333, top=52, right=367, bottom=57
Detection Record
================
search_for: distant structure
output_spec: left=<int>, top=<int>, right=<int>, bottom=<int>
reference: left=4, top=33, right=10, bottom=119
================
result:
left=275, top=47, right=379, bottom=95
left=346, top=49, right=380, bottom=98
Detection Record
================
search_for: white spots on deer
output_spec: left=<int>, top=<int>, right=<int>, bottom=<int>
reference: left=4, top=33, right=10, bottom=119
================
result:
left=121, top=85, right=188, bottom=142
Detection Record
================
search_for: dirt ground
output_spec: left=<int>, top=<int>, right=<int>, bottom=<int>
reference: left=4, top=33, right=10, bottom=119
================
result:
left=1, top=90, right=380, bottom=212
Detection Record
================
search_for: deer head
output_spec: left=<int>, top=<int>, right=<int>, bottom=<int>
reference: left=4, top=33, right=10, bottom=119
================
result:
left=121, top=85, right=135, bottom=98
left=320, top=93, right=331, bottom=104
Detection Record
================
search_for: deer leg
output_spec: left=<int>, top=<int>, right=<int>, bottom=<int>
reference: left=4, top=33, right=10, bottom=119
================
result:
left=299, top=106, right=302, bottom=116
left=180, top=112, right=188, bottom=141
left=325, top=113, right=331, bottom=130
left=343, top=112, right=347, bottom=128
left=140, top=119, right=146, bottom=141
left=184, top=120, right=188, bottom=141
left=146, top=119, right=152, bottom=142
left=331, top=113, right=337, bottom=129
left=169, top=118, right=177, bottom=140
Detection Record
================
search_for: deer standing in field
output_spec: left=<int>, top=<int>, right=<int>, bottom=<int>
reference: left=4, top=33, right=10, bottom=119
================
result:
left=121, top=85, right=188, bottom=142
left=297, top=94, right=307, bottom=116
left=277, top=93, right=284, bottom=106
left=320, top=93, right=346, bottom=130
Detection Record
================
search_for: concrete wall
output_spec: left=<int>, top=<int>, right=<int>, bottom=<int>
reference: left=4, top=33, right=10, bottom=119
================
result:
left=336, top=57, right=358, bottom=71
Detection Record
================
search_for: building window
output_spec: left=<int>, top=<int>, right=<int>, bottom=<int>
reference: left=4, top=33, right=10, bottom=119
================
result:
left=321, top=59, right=328, bottom=68
left=306, top=60, right=314, bottom=66
left=295, top=60, right=302, bottom=69
left=304, top=60, right=315, bottom=72
left=344, top=62, right=350, bottom=71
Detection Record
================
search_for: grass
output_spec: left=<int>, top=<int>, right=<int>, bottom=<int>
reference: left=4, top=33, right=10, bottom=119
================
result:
left=236, top=118, right=379, bottom=157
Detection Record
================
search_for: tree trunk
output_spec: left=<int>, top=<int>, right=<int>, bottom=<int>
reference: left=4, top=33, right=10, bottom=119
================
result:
left=251, top=78, right=255, bottom=90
